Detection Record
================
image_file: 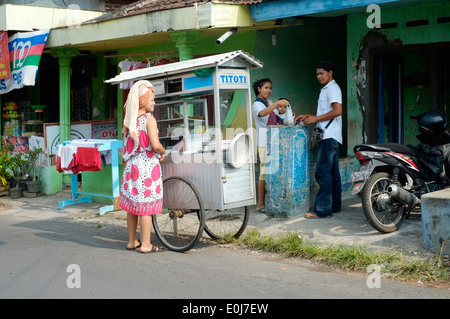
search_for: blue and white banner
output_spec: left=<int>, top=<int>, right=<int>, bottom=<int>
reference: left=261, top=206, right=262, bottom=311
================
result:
left=0, top=29, right=50, bottom=94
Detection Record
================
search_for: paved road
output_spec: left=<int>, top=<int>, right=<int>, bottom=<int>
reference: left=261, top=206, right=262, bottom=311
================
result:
left=0, top=193, right=448, bottom=302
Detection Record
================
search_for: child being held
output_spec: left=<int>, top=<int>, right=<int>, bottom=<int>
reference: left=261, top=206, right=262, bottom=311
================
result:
left=268, top=98, right=295, bottom=125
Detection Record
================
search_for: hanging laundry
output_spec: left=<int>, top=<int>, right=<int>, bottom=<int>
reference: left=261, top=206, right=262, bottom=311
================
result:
left=118, top=59, right=148, bottom=90
left=76, top=146, right=102, bottom=172
left=118, top=59, right=134, bottom=90
left=133, top=60, right=147, bottom=70
left=56, top=145, right=77, bottom=174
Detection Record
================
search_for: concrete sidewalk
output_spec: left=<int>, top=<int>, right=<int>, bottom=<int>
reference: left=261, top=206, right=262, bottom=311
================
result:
left=0, top=190, right=433, bottom=257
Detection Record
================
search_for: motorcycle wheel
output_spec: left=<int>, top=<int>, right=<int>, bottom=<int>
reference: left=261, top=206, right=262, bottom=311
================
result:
left=362, top=172, right=406, bottom=233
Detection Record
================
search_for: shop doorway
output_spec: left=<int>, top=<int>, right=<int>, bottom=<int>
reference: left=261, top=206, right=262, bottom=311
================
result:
left=371, top=43, right=450, bottom=146
left=374, top=54, right=404, bottom=144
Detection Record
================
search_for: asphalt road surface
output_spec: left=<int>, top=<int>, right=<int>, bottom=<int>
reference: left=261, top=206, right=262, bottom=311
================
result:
left=0, top=213, right=448, bottom=304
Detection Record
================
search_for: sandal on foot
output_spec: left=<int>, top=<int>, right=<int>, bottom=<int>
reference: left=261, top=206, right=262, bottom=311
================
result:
left=257, top=206, right=266, bottom=213
left=140, top=245, right=165, bottom=254
left=126, top=240, right=141, bottom=250
left=304, top=212, right=332, bottom=219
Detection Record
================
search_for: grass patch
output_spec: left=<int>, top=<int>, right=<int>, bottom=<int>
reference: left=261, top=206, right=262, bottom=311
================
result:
left=223, top=229, right=449, bottom=285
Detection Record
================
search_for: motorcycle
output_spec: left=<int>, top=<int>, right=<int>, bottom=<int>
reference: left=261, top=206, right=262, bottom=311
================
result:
left=350, top=95, right=450, bottom=233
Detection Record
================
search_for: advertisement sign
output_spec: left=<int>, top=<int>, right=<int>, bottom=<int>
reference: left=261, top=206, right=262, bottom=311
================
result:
left=45, top=123, right=92, bottom=155
left=44, top=121, right=118, bottom=155
left=92, top=121, right=118, bottom=139
left=0, top=29, right=50, bottom=94
left=1, top=135, right=29, bottom=152
left=0, top=31, right=10, bottom=80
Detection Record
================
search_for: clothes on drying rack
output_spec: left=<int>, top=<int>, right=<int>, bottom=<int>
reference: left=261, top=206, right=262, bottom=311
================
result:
left=56, top=139, right=117, bottom=174
left=70, top=139, right=113, bottom=165
left=57, top=145, right=101, bottom=174
left=56, top=145, right=77, bottom=174
left=77, top=147, right=102, bottom=172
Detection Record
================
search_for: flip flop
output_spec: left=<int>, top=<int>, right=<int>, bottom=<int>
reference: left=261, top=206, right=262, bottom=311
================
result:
left=257, top=206, right=266, bottom=213
left=126, top=240, right=142, bottom=250
left=140, top=245, right=165, bottom=254
left=304, top=212, right=332, bottom=219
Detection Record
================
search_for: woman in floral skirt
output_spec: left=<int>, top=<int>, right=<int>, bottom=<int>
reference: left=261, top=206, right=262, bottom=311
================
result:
left=120, top=80, right=166, bottom=253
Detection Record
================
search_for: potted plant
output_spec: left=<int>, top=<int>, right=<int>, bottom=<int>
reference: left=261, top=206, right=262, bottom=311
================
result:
left=24, top=147, right=44, bottom=193
left=8, top=146, right=28, bottom=198
left=7, top=146, right=44, bottom=196
left=0, top=143, right=14, bottom=194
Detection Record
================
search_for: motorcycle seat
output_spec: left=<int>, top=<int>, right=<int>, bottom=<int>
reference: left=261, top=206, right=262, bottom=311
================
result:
left=354, top=143, right=417, bottom=156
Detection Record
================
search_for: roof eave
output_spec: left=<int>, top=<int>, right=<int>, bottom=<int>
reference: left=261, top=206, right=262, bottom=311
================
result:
left=105, top=50, right=263, bottom=85
left=46, top=3, right=263, bottom=52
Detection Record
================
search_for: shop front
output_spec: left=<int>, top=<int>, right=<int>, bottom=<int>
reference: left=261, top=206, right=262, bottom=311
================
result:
left=0, top=30, right=118, bottom=196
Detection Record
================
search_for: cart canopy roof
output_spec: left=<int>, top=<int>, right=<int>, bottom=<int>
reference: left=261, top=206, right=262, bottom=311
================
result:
left=105, top=50, right=263, bottom=85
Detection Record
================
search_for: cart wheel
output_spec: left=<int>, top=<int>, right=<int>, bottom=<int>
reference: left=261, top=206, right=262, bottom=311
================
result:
left=152, top=176, right=205, bottom=252
left=204, top=206, right=249, bottom=240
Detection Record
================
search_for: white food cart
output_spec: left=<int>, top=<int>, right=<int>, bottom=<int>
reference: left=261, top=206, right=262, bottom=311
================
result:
left=106, top=50, right=262, bottom=252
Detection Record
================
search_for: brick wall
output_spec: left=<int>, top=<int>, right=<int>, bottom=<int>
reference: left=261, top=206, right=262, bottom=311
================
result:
left=105, top=0, right=137, bottom=11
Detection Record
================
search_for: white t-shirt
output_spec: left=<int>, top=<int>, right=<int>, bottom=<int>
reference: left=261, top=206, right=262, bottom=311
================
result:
left=252, top=98, right=273, bottom=147
left=316, top=80, right=342, bottom=144
left=118, top=60, right=148, bottom=90
left=118, top=59, right=134, bottom=90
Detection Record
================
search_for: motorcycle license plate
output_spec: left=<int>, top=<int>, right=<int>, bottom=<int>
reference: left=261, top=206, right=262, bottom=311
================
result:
left=350, top=170, right=370, bottom=182
left=350, top=169, right=371, bottom=195
left=351, top=182, right=364, bottom=195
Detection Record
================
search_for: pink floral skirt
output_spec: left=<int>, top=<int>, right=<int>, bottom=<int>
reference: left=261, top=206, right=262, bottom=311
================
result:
left=120, top=151, right=163, bottom=216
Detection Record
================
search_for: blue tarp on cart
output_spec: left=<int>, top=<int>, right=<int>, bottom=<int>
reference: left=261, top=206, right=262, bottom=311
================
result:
left=265, top=125, right=310, bottom=217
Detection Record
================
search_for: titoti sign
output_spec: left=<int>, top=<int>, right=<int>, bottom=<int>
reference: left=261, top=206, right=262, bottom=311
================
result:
left=0, top=29, right=50, bottom=94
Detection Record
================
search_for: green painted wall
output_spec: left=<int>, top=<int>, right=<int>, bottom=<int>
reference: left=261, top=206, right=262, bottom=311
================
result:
left=196, top=30, right=256, bottom=56
left=401, top=51, right=430, bottom=146
left=252, top=18, right=347, bottom=160
left=37, top=165, right=62, bottom=195
left=347, top=1, right=450, bottom=154
left=91, top=54, right=109, bottom=120
left=82, top=164, right=124, bottom=204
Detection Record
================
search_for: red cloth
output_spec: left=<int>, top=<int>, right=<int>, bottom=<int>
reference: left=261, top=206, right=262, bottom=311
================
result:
left=56, top=146, right=77, bottom=174
left=76, top=147, right=101, bottom=172
left=56, top=145, right=102, bottom=174
left=56, top=155, right=77, bottom=173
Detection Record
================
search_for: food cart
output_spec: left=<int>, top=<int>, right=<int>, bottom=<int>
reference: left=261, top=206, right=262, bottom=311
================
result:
left=106, top=50, right=263, bottom=252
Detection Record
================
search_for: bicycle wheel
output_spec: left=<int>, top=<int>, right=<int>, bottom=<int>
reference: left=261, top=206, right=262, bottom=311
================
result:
left=204, top=206, right=249, bottom=240
left=152, top=176, right=205, bottom=252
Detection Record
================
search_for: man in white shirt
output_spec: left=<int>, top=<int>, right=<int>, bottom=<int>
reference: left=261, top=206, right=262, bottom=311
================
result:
left=295, top=61, right=343, bottom=218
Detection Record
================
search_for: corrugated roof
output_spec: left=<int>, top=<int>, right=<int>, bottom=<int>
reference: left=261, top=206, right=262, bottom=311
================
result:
left=105, top=50, right=263, bottom=84
left=92, top=0, right=263, bottom=22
